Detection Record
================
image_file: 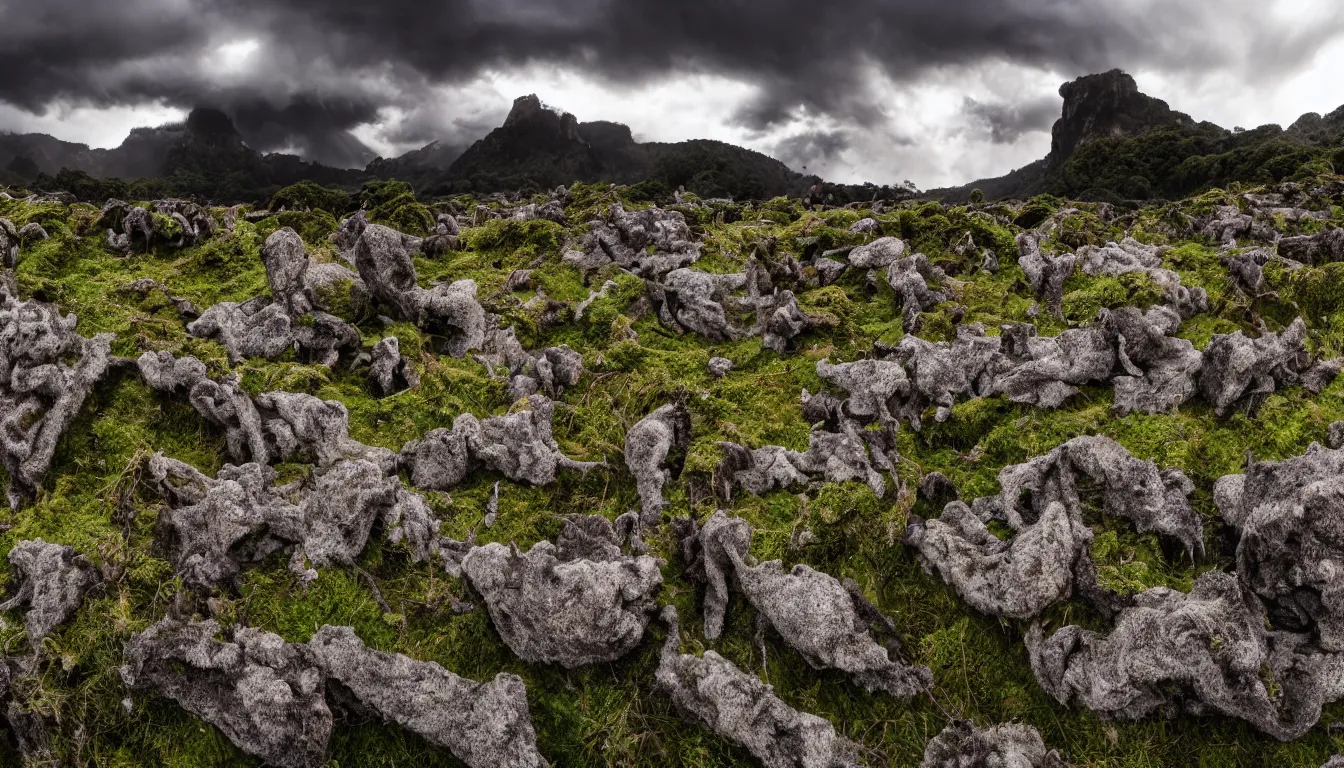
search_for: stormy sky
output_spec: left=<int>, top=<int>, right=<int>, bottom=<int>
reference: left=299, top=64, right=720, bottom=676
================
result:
left=2, top=0, right=1343, bottom=188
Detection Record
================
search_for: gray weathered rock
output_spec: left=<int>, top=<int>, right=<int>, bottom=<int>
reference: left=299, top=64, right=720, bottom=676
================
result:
left=401, top=395, right=603, bottom=491
left=1105, top=306, right=1203, bottom=416
left=650, top=268, right=751, bottom=340
left=991, top=322, right=1116, bottom=408
left=262, top=227, right=314, bottom=314
left=255, top=391, right=398, bottom=472
left=460, top=522, right=662, bottom=667
left=813, top=256, right=848, bottom=286
left=353, top=224, right=486, bottom=356
left=688, top=511, right=932, bottom=697
left=1216, top=442, right=1344, bottom=651
left=815, top=358, right=910, bottom=433
left=1027, top=570, right=1344, bottom=741
left=1200, top=205, right=1255, bottom=245
left=886, top=253, right=949, bottom=329
left=136, top=353, right=270, bottom=464
left=655, top=605, right=862, bottom=768
left=188, top=300, right=360, bottom=366
left=1078, top=237, right=1208, bottom=318
left=847, top=218, right=880, bottom=237
left=920, top=720, right=1070, bottom=768
left=571, top=202, right=701, bottom=278
left=1199, top=318, right=1341, bottom=417
left=369, top=336, right=420, bottom=397
left=1016, top=233, right=1078, bottom=318
left=121, top=618, right=331, bottom=768
left=717, top=421, right=886, bottom=500
left=905, top=500, right=1092, bottom=620
left=708, top=356, right=734, bottom=378
left=0, top=218, right=17, bottom=268
left=0, top=539, right=99, bottom=642
left=0, top=294, right=114, bottom=505
left=886, top=324, right=1002, bottom=430
left=624, top=403, right=691, bottom=524
left=121, top=277, right=202, bottom=317
left=1277, top=226, right=1344, bottom=265
left=848, top=236, right=905, bottom=269
left=305, top=625, right=547, bottom=768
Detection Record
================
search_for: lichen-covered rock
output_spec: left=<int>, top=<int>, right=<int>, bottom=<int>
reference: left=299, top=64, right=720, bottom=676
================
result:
left=137, top=354, right=273, bottom=464
left=689, top=511, right=932, bottom=697
left=717, top=421, right=886, bottom=499
left=848, top=236, right=905, bottom=269
left=1105, top=306, right=1203, bottom=416
left=654, top=605, right=862, bottom=768
left=369, top=336, right=420, bottom=396
left=847, top=217, right=880, bottom=237
left=262, top=227, right=314, bottom=314
left=256, top=391, right=397, bottom=472
left=886, top=324, right=1002, bottom=430
left=477, top=328, right=584, bottom=401
left=650, top=268, right=752, bottom=340
left=815, top=358, right=910, bottom=432
left=353, top=223, right=485, bottom=356
left=1026, top=570, right=1344, bottom=741
left=1216, top=442, right=1344, bottom=651
left=0, top=294, right=114, bottom=505
left=460, top=524, right=662, bottom=667
left=905, top=500, right=1092, bottom=620
left=0, top=538, right=99, bottom=642
left=1199, top=205, right=1255, bottom=245
left=984, top=435, right=1201, bottom=555
left=0, top=218, right=19, bottom=269
left=305, top=625, right=547, bottom=768
left=708, top=356, right=734, bottom=378
left=1016, top=233, right=1078, bottom=317
left=761, top=290, right=817, bottom=354
left=1198, top=318, right=1341, bottom=417
left=574, top=202, right=701, bottom=278
left=1078, top=237, right=1209, bottom=318
left=401, top=395, right=603, bottom=491
left=120, top=618, right=331, bottom=768
left=990, top=322, right=1115, bottom=408
left=1277, top=226, right=1344, bottom=265
left=188, top=300, right=360, bottom=366
left=624, top=403, right=691, bottom=524
left=886, top=253, right=949, bottom=329
left=920, top=720, right=1070, bottom=768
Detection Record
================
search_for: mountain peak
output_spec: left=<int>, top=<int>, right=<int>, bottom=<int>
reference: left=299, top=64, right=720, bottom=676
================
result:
left=1049, top=69, right=1191, bottom=163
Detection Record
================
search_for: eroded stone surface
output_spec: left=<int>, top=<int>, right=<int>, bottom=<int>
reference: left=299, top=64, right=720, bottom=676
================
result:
left=460, top=520, right=662, bottom=667
left=848, top=236, right=905, bottom=269
left=685, top=511, right=932, bottom=697
left=0, top=538, right=99, bottom=642
left=120, top=618, right=332, bottom=768
left=716, top=421, right=887, bottom=500
left=655, top=605, right=862, bottom=768
left=369, top=336, right=420, bottom=397
left=1198, top=318, right=1341, bottom=417
left=0, top=294, right=114, bottom=505
left=401, top=395, right=603, bottom=491
left=1216, top=442, right=1344, bottom=651
left=624, top=403, right=691, bottom=524
left=305, top=625, right=547, bottom=768
left=920, top=720, right=1070, bottom=768
left=1027, top=571, right=1344, bottom=741
left=571, top=202, right=701, bottom=278
left=1016, top=233, right=1079, bottom=317
left=886, top=253, right=949, bottom=330
left=1078, top=237, right=1209, bottom=318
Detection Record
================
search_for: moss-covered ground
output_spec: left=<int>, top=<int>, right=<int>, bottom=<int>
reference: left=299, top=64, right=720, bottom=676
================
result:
left=2, top=180, right=1344, bottom=766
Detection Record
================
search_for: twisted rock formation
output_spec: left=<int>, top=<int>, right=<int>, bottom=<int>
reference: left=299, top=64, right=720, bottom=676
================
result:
left=400, top=394, right=604, bottom=491
left=0, top=294, right=113, bottom=505
left=369, top=336, right=420, bottom=397
left=920, top=720, right=1070, bottom=768
left=1016, top=233, right=1079, bottom=317
left=683, top=511, right=932, bottom=697
left=655, top=605, right=861, bottom=767
left=1077, top=237, right=1209, bottom=318
left=121, top=618, right=332, bottom=768
left=624, top=402, right=691, bottom=524
left=1027, top=571, right=1344, bottom=741
left=0, top=539, right=99, bottom=643
left=460, top=516, right=662, bottom=667
left=306, top=625, right=548, bottom=768
left=568, top=202, right=701, bottom=278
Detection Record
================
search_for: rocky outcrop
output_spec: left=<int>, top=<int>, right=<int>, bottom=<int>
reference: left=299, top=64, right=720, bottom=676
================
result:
left=624, top=403, right=691, bottom=524
left=400, top=394, right=604, bottom=491
left=305, top=625, right=547, bottom=768
left=566, top=202, right=700, bottom=278
left=1077, top=237, right=1209, bottom=318
left=921, top=720, right=1070, bottom=768
left=682, top=512, right=932, bottom=698
left=459, top=516, right=662, bottom=667
left=368, top=336, right=420, bottom=397
left=1027, top=571, right=1344, bottom=741
left=0, top=539, right=99, bottom=643
left=0, top=293, right=113, bottom=505
left=654, top=606, right=862, bottom=768
left=120, top=618, right=332, bottom=768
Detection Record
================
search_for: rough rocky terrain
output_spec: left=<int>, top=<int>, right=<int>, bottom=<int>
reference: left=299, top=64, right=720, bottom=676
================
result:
left=0, top=176, right=1343, bottom=766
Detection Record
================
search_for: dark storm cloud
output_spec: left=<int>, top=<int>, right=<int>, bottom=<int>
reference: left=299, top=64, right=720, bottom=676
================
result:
left=1, top=0, right=1342, bottom=162
left=771, top=129, right=853, bottom=172
left=962, top=96, right=1059, bottom=144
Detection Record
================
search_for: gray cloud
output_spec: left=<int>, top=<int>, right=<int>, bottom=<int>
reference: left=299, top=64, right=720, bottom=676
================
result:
left=0, top=0, right=1342, bottom=168
left=962, top=96, right=1059, bottom=144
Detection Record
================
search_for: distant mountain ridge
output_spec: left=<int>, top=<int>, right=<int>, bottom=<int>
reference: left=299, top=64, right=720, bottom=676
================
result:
left=0, top=95, right=806, bottom=203
left=933, top=69, right=1344, bottom=202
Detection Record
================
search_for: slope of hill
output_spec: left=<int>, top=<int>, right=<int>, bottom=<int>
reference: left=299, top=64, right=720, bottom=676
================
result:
left=934, top=69, right=1344, bottom=203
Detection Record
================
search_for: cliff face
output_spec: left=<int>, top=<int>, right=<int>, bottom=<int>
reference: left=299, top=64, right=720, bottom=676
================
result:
left=933, top=69, right=1343, bottom=202
left=1047, top=70, right=1193, bottom=164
